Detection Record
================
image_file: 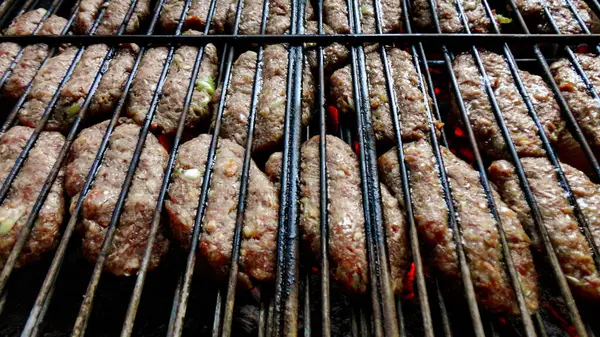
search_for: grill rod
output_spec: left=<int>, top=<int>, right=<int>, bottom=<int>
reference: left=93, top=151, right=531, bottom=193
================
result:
left=0, top=0, right=36, bottom=30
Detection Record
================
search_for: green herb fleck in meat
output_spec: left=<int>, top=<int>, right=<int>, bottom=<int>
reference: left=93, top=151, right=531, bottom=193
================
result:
left=196, top=77, right=215, bottom=95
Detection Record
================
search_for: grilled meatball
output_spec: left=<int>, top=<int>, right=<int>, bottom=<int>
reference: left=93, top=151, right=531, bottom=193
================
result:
left=155, top=42, right=219, bottom=134
left=551, top=54, right=600, bottom=152
left=489, top=158, right=600, bottom=300
left=451, top=50, right=564, bottom=159
left=516, top=0, right=599, bottom=33
left=89, top=44, right=139, bottom=117
left=165, top=134, right=279, bottom=288
left=330, top=47, right=439, bottom=145
left=0, top=126, right=65, bottom=268
left=54, top=44, right=110, bottom=129
left=18, top=47, right=78, bottom=131
left=3, top=14, right=67, bottom=101
left=75, top=0, right=150, bottom=34
left=293, top=135, right=409, bottom=294
left=126, top=47, right=169, bottom=125
left=379, top=140, right=538, bottom=314
left=66, top=120, right=169, bottom=276
left=323, top=0, right=402, bottom=33
left=0, top=9, right=48, bottom=77
left=411, top=0, right=493, bottom=33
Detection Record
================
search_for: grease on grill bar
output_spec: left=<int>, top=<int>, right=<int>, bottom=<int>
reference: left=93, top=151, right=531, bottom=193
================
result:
left=0, top=0, right=600, bottom=334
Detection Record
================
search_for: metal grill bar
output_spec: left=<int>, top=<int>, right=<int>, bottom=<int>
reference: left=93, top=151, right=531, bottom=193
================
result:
left=0, top=0, right=37, bottom=29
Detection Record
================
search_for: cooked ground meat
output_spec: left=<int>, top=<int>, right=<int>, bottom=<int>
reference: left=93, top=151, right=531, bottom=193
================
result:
left=411, top=0, right=493, bottom=33
left=66, top=120, right=169, bottom=276
left=265, top=0, right=314, bottom=34
left=0, top=126, right=65, bottom=268
left=3, top=14, right=67, bottom=101
left=155, top=42, right=219, bottom=135
left=516, top=0, right=600, bottom=33
left=54, top=44, right=110, bottom=129
left=226, top=0, right=265, bottom=35
left=489, top=158, right=600, bottom=300
left=18, top=47, right=78, bottom=131
left=323, top=0, right=402, bottom=33
left=95, top=0, right=151, bottom=34
left=88, top=44, right=139, bottom=117
left=330, top=47, right=439, bottom=145
left=551, top=54, right=600, bottom=152
left=379, top=140, right=538, bottom=314
left=165, top=134, right=278, bottom=288
left=126, top=47, right=169, bottom=125
left=0, top=9, right=48, bottom=77
left=74, top=0, right=106, bottom=34
left=0, top=44, right=20, bottom=78
left=294, top=135, right=409, bottom=294
left=304, top=21, right=349, bottom=73
left=159, top=0, right=233, bottom=33
left=451, top=50, right=564, bottom=159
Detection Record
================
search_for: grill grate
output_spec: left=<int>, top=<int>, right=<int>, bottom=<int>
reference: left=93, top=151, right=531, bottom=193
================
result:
left=0, top=0, right=599, bottom=335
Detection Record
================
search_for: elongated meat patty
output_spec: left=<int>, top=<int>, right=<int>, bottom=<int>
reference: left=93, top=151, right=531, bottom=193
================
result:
left=411, top=0, right=493, bottom=33
left=159, top=0, right=233, bottom=32
left=323, top=0, right=402, bottom=33
left=516, top=0, right=599, bottom=33
left=0, top=9, right=48, bottom=77
left=304, top=21, right=349, bottom=73
left=266, top=0, right=314, bottom=34
left=66, top=120, right=169, bottom=276
left=18, top=47, right=78, bottom=131
left=3, top=14, right=67, bottom=101
left=551, top=54, right=600, bottom=152
left=330, top=47, right=440, bottom=145
left=0, top=126, right=65, bottom=268
left=75, top=0, right=150, bottom=34
left=155, top=42, right=219, bottom=134
left=289, top=135, right=409, bottom=294
left=379, top=140, right=538, bottom=314
left=489, top=158, right=600, bottom=300
left=451, top=50, right=564, bottom=159
left=165, top=134, right=279, bottom=288
left=88, top=44, right=139, bottom=117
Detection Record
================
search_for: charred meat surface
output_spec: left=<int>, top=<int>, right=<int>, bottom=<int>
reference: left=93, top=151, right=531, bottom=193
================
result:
left=0, top=126, right=65, bottom=269
left=330, top=47, right=438, bottom=145
left=165, top=134, right=279, bottom=288
left=451, top=50, right=563, bottom=159
left=411, top=0, right=493, bottom=33
left=551, top=54, right=600, bottom=151
left=155, top=42, right=219, bottom=135
left=3, top=14, right=67, bottom=101
left=489, top=158, right=600, bottom=300
left=323, top=0, right=402, bottom=34
left=66, top=120, right=169, bottom=276
left=516, top=0, right=600, bottom=33
left=379, top=140, right=538, bottom=314
left=18, top=47, right=78, bottom=131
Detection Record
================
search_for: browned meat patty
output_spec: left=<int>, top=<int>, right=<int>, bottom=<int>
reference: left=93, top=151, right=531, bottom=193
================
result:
left=165, top=134, right=279, bottom=288
left=0, top=9, right=48, bottom=77
left=551, top=54, right=600, bottom=152
left=66, top=120, right=169, bottom=276
left=155, top=43, right=219, bottom=135
left=379, top=140, right=538, bottom=314
left=323, top=0, right=402, bottom=33
left=226, top=0, right=265, bottom=35
left=451, top=50, right=564, bottom=159
left=489, top=158, right=600, bottom=300
left=2, top=14, right=67, bottom=101
left=74, top=0, right=106, bottom=34
left=95, top=0, right=151, bottom=34
left=126, top=47, right=169, bottom=126
left=88, top=44, right=139, bottom=117
left=292, top=135, right=409, bottom=294
left=0, top=44, right=20, bottom=78
left=159, top=0, right=233, bottom=33
left=54, top=44, right=110, bottom=129
left=265, top=0, right=314, bottom=34
left=18, top=47, right=78, bottom=131
left=330, top=47, right=440, bottom=145
left=516, top=0, right=600, bottom=33
left=0, top=126, right=65, bottom=269
left=304, top=21, right=349, bottom=73
left=411, top=0, right=493, bottom=33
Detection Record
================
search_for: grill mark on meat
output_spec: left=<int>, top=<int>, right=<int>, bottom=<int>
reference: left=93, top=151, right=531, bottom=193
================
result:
left=330, top=48, right=437, bottom=145
left=95, top=0, right=151, bottom=35
left=165, top=134, right=278, bottom=288
left=551, top=54, right=600, bottom=151
left=411, top=0, right=492, bottom=33
left=0, top=126, right=65, bottom=269
left=0, top=9, right=48, bottom=77
left=18, top=47, right=78, bottom=131
left=3, top=14, right=67, bottom=101
left=126, top=47, right=169, bottom=126
left=451, top=50, right=564, bottom=159
left=89, top=44, right=139, bottom=117
left=66, top=120, right=169, bottom=276
left=54, top=44, right=110, bottom=130
left=379, top=140, right=538, bottom=314
left=323, top=0, right=402, bottom=34
left=489, top=158, right=600, bottom=300
left=155, top=42, right=219, bottom=134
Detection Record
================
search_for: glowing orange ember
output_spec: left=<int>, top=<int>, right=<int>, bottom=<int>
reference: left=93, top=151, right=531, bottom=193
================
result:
left=328, top=106, right=339, bottom=127
left=454, top=127, right=465, bottom=137
left=403, top=263, right=416, bottom=300
left=158, top=134, right=171, bottom=151
left=546, top=304, right=578, bottom=337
